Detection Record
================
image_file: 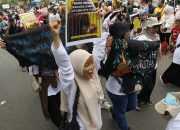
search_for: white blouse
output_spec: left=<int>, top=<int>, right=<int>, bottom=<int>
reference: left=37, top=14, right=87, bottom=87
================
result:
left=51, top=42, right=76, bottom=121
left=173, top=34, right=180, bottom=65
left=92, top=32, right=109, bottom=71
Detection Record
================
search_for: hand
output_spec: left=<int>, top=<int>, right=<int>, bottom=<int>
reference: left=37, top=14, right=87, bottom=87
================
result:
left=49, top=21, right=61, bottom=48
left=49, top=21, right=61, bottom=34
left=134, top=84, right=142, bottom=92
left=0, top=40, right=6, bottom=48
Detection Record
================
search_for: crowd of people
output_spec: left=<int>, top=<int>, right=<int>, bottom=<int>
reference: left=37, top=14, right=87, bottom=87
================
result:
left=0, top=0, right=180, bottom=130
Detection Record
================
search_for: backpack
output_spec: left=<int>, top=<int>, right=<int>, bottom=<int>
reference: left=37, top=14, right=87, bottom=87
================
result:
left=98, top=52, right=136, bottom=94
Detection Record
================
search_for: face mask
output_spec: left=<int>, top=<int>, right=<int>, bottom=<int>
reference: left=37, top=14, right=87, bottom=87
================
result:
left=163, top=93, right=179, bottom=105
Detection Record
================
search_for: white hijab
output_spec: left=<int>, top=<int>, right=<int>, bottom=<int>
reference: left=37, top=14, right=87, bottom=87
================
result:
left=70, top=49, right=104, bottom=104
left=70, top=49, right=104, bottom=130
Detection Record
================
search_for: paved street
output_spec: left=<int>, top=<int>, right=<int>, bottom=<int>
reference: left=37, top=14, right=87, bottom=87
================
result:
left=0, top=49, right=179, bottom=130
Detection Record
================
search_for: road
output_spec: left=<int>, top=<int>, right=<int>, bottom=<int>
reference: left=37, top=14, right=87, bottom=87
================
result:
left=0, top=48, right=179, bottom=130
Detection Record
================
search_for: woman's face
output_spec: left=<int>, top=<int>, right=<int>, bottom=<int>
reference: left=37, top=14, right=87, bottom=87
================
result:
left=147, top=27, right=157, bottom=35
left=83, top=56, right=95, bottom=80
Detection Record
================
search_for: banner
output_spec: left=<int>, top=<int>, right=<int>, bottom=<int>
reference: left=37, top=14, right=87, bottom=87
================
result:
left=66, top=0, right=101, bottom=46
left=19, top=12, right=38, bottom=29
left=4, top=25, right=57, bottom=70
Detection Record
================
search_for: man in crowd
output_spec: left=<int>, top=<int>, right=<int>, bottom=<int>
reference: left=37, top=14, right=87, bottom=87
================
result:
left=0, top=12, right=8, bottom=38
left=133, top=17, right=161, bottom=109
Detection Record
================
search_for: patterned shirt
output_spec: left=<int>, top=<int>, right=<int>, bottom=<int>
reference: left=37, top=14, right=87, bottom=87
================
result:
left=130, top=49, right=158, bottom=75
left=132, top=33, right=160, bottom=75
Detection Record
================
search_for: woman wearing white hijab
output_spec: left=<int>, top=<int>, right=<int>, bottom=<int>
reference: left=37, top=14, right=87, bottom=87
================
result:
left=69, top=49, right=104, bottom=130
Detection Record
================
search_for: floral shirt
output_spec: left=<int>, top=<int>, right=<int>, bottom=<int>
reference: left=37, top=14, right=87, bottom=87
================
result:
left=112, top=39, right=130, bottom=70
left=132, top=33, right=160, bottom=76
left=130, top=49, right=158, bottom=76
